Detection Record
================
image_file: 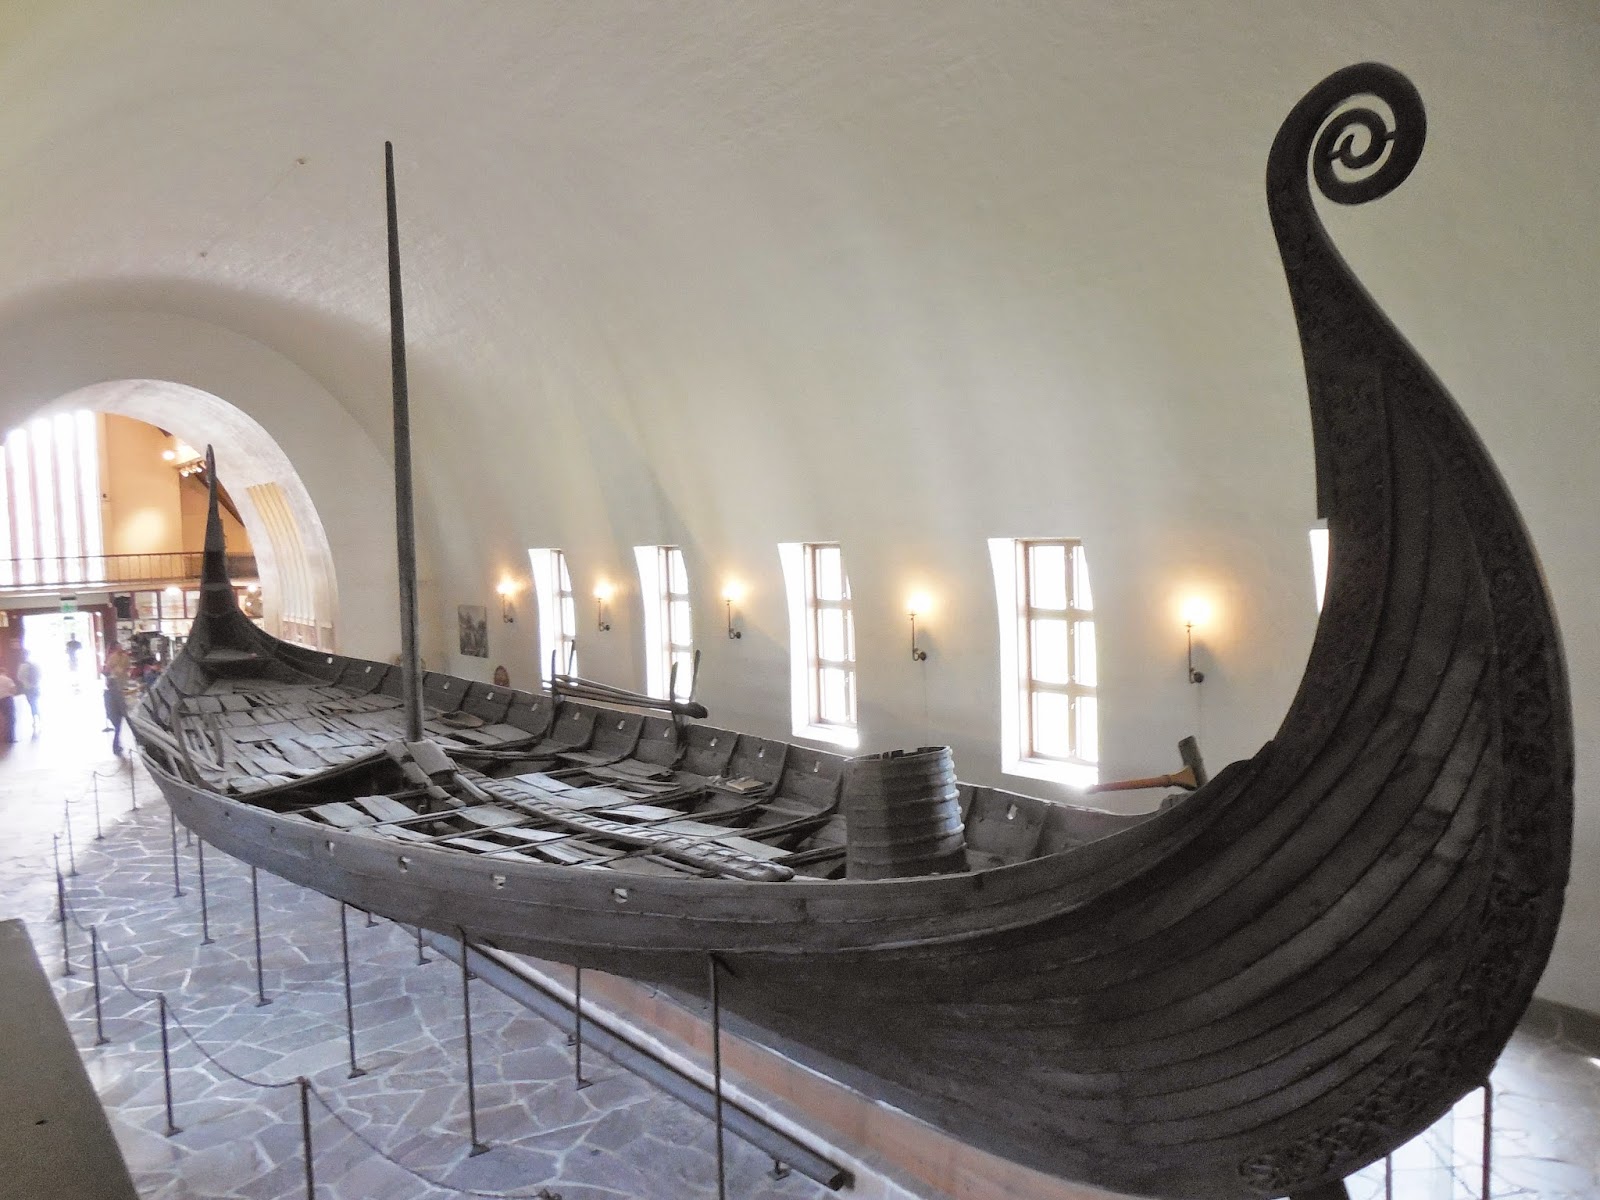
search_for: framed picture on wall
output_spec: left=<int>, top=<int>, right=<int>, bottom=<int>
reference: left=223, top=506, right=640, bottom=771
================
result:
left=458, top=605, right=489, bottom=658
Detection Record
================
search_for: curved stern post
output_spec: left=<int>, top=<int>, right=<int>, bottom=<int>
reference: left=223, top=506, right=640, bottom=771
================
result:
left=186, top=445, right=252, bottom=656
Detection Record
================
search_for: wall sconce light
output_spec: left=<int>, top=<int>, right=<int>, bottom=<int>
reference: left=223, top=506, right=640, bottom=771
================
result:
left=594, top=582, right=613, bottom=632
left=723, top=582, right=743, bottom=639
left=908, top=592, right=931, bottom=662
left=496, top=579, right=517, bottom=623
left=1181, top=596, right=1211, bottom=684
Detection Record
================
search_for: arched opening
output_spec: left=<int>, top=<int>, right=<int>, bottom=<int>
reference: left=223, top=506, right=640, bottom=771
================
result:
left=23, top=380, right=340, bottom=648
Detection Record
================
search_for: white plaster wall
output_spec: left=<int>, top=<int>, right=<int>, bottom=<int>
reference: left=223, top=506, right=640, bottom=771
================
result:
left=0, top=2, right=1593, bottom=1014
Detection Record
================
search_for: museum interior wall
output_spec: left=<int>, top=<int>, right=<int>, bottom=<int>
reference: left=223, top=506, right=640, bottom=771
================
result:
left=0, top=1, right=1594, bottom=1015
left=97, top=414, right=251, bottom=557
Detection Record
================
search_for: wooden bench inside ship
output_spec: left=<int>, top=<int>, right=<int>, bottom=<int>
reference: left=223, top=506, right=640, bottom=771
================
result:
left=293, top=702, right=1152, bottom=882
left=155, top=651, right=1154, bottom=880
left=146, top=658, right=556, bottom=796
left=303, top=713, right=855, bottom=881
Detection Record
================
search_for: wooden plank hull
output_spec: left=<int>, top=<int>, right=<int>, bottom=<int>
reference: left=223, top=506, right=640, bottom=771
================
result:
left=132, top=63, right=1572, bottom=1200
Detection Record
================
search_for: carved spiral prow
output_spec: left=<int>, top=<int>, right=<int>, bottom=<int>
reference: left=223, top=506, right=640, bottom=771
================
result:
left=1271, top=62, right=1426, bottom=208
left=1266, top=63, right=1428, bottom=524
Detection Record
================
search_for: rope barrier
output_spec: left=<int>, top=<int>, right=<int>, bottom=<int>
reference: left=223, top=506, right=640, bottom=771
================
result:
left=307, top=1083, right=565, bottom=1200
left=48, top=781, right=572, bottom=1198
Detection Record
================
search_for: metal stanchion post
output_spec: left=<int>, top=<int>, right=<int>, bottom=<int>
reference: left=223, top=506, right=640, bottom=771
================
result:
left=158, top=996, right=181, bottom=1136
left=571, top=966, right=590, bottom=1089
left=299, top=1078, right=315, bottom=1200
left=90, top=926, right=108, bottom=1045
left=365, top=909, right=376, bottom=928
left=415, top=925, right=430, bottom=965
left=129, top=762, right=136, bottom=810
left=64, top=798, right=78, bottom=877
left=709, top=954, right=726, bottom=1200
left=1482, top=1079, right=1493, bottom=1199
left=185, top=826, right=192, bottom=847
left=251, top=867, right=271, bottom=1006
left=53, top=836, right=65, bottom=924
left=339, top=905, right=365, bottom=1078
left=196, top=840, right=214, bottom=945
left=459, top=931, right=489, bottom=1155
left=1385, top=1153, right=1392, bottom=1199
left=169, top=810, right=184, bottom=897
left=60, top=890, right=74, bottom=977
left=92, top=775, right=104, bottom=840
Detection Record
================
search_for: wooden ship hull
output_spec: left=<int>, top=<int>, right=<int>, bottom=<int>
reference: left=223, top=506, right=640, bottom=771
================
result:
left=130, top=64, right=1571, bottom=1200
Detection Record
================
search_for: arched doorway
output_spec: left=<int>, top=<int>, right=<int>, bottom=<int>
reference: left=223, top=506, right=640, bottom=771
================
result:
left=34, top=380, right=340, bottom=648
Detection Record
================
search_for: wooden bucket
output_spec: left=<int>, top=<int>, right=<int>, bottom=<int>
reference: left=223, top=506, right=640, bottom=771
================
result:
left=843, top=746, right=968, bottom=880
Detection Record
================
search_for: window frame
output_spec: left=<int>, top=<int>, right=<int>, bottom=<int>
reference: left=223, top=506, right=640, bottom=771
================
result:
left=635, top=544, right=694, bottom=700
left=805, top=542, right=856, bottom=730
left=1016, top=538, right=1097, bottom=768
left=777, top=541, right=859, bottom=748
left=988, top=536, right=1098, bottom=788
left=529, top=547, right=578, bottom=682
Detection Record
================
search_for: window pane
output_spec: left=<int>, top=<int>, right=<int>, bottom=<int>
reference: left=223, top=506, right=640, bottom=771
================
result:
left=9, top=432, right=34, bottom=570
left=817, top=667, right=853, bottom=724
left=813, top=546, right=843, bottom=601
left=32, top=420, right=58, bottom=562
left=557, top=555, right=572, bottom=592
left=561, top=597, right=576, bottom=635
left=667, top=549, right=688, bottom=594
left=77, top=410, right=104, bottom=561
left=1030, top=619, right=1071, bottom=684
left=670, top=600, right=692, bottom=640
left=54, top=414, right=82, bottom=564
left=671, top=651, right=694, bottom=698
left=1076, top=695, right=1099, bottom=763
left=1075, top=619, right=1097, bottom=687
left=1072, top=545, right=1093, bottom=610
left=819, top=608, right=848, bottom=662
left=1029, top=543, right=1068, bottom=610
left=1032, top=691, right=1072, bottom=757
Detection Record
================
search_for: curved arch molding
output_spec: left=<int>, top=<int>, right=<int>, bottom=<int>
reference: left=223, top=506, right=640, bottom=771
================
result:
left=0, top=310, right=401, bottom=660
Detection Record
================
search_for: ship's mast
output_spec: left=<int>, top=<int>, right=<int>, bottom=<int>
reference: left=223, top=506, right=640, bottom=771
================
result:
left=385, top=142, right=424, bottom=743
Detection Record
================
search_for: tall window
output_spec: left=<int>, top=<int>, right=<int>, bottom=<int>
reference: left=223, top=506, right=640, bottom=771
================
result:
left=806, top=544, right=856, bottom=729
left=0, top=412, right=104, bottom=587
left=635, top=545, right=693, bottom=700
left=989, top=537, right=1098, bottom=786
left=778, top=541, right=857, bottom=746
left=1019, top=539, right=1096, bottom=765
left=528, top=548, right=577, bottom=681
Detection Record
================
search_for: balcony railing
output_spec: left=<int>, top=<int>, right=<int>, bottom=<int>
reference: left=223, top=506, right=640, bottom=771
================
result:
left=0, top=552, right=259, bottom=594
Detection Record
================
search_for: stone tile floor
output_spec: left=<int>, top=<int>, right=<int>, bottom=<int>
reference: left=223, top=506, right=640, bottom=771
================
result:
left=1, top=686, right=1597, bottom=1199
left=2, top=691, right=854, bottom=1200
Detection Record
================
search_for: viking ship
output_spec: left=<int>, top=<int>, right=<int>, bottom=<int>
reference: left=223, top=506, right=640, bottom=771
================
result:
left=130, top=63, right=1572, bottom=1199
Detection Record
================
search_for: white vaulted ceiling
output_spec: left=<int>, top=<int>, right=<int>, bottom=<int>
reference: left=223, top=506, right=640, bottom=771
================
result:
left=0, top=3, right=1596, bottom=1009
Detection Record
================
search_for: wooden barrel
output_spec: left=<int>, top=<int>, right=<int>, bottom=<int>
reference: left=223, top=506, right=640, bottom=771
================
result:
left=843, top=746, right=969, bottom=880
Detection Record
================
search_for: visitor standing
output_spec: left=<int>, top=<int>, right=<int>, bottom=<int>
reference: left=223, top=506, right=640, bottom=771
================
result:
left=65, top=634, right=82, bottom=671
left=0, top=666, right=17, bottom=744
left=16, top=652, right=41, bottom=736
left=104, top=641, right=132, bottom=755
